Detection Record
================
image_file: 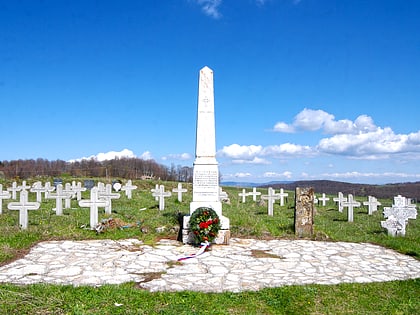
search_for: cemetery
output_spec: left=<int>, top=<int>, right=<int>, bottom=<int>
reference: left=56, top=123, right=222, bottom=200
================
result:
left=0, top=67, right=418, bottom=313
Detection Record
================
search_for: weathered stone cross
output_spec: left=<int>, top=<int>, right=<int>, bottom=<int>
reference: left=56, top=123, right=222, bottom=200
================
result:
left=248, top=187, right=261, bottom=202
left=121, top=180, right=137, bottom=199
left=7, top=190, right=40, bottom=229
left=7, top=182, right=21, bottom=200
left=46, top=184, right=73, bottom=215
left=99, top=184, right=120, bottom=214
left=278, top=188, right=289, bottom=206
left=238, top=189, right=248, bottom=203
left=318, top=193, right=330, bottom=207
left=363, top=196, right=381, bottom=215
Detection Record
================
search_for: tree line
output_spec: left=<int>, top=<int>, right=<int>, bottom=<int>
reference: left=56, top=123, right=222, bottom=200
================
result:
left=0, top=158, right=193, bottom=182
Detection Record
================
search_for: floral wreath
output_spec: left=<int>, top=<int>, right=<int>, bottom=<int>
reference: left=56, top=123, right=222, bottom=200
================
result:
left=189, top=207, right=221, bottom=245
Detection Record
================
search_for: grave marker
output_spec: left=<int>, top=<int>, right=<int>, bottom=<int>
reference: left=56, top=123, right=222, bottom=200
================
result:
left=172, top=183, right=188, bottom=202
left=84, top=179, right=95, bottom=190
left=44, top=182, right=55, bottom=198
left=30, top=181, right=46, bottom=203
left=381, top=195, right=417, bottom=236
left=7, top=190, right=40, bottom=229
left=0, top=184, right=11, bottom=214
left=79, top=187, right=109, bottom=229
left=99, top=183, right=120, bottom=214
left=261, top=187, right=281, bottom=216
left=7, top=182, right=21, bottom=200
left=152, top=185, right=171, bottom=211
left=71, top=182, right=86, bottom=201
left=121, top=179, right=137, bottom=199
left=46, top=184, right=72, bottom=215
left=341, top=194, right=361, bottom=222
left=318, top=193, right=330, bottom=207
left=294, top=187, right=314, bottom=238
left=363, top=196, right=381, bottom=215
left=248, top=187, right=261, bottom=201
left=278, top=188, right=288, bottom=206
left=151, top=184, right=160, bottom=201
left=333, top=192, right=347, bottom=212
left=238, top=189, right=248, bottom=203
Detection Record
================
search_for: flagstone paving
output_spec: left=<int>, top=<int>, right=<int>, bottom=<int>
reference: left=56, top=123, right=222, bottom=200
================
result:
left=0, top=238, right=419, bottom=293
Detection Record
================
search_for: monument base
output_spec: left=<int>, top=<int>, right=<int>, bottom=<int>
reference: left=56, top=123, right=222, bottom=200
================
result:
left=182, top=227, right=230, bottom=245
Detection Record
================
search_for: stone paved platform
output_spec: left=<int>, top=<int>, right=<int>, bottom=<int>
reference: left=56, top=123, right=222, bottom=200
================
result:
left=0, top=238, right=419, bottom=293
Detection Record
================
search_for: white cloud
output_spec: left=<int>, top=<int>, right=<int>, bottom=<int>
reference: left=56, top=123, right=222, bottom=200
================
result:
left=232, top=157, right=271, bottom=165
left=68, top=149, right=137, bottom=163
left=194, top=0, right=222, bottom=19
left=218, top=144, right=263, bottom=159
left=234, top=172, right=252, bottom=178
left=139, top=151, right=153, bottom=160
left=162, top=153, right=192, bottom=161
left=263, top=171, right=292, bottom=179
left=262, top=143, right=313, bottom=157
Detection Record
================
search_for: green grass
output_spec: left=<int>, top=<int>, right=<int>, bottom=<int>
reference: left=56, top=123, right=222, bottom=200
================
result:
left=0, top=178, right=419, bottom=314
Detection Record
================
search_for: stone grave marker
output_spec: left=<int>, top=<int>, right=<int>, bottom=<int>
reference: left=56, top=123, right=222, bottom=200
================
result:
left=18, top=180, right=31, bottom=191
left=278, top=188, right=289, bottom=206
left=112, top=180, right=122, bottom=192
left=7, top=190, right=40, bottom=229
left=0, top=184, right=11, bottom=214
left=318, top=193, right=330, bottom=207
left=381, top=195, right=417, bottom=236
left=152, top=185, right=171, bottom=211
left=99, top=183, right=120, bottom=214
left=121, top=180, right=137, bottom=199
left=294, top=187, right=314, bottom=238
left=341, top=194, right=361, bottom=222
left=238, top=189, right=248, bottom=203
left=333, top=192, right=347, bottom=212
left=363, top=196, right=381, bottom=215
left=63, top=183, right=76, bottom=209
left=53, top=178, right=63, bottom=187
left=172, top=183, right=187, bottom=202
left=7, top=182, right=21, bottom=200
left=46, top=184, right=72, bottom=215
left=84, top=179, right=95, bottom=190
left=79, top=187, right=109, bottom=229
left=261, top=187, right=281, bottom=216
left=248, top=187, right=261, bottom=202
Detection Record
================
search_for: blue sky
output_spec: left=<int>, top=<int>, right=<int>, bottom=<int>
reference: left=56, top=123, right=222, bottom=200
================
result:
left=1, top=0, right=419, bottom=184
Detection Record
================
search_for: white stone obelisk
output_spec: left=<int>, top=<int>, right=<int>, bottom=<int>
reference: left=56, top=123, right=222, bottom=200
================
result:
left=183, top=66, right=230, bottom=244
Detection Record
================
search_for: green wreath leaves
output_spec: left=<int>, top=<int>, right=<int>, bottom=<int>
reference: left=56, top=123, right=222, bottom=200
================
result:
left=189, top=207, right=221, bottom=244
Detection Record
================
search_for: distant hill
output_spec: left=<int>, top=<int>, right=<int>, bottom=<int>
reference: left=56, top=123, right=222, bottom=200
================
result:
left=259, top=180, right=420, bottom=200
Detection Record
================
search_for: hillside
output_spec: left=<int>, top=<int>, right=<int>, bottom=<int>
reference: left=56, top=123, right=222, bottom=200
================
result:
left=260, top=180, right=420, bottom=200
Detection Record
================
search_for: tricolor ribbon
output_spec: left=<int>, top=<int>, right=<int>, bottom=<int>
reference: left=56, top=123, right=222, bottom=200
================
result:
left=177, top=241, right=210, bottom=261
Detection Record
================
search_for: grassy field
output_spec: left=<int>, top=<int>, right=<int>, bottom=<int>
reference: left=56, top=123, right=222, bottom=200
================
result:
left=0, top=178, right=419, bottom=314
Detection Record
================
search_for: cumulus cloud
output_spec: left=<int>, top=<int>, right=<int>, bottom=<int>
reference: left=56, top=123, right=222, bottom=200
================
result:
left=263, top=171, right=292, bottom=179
left=231, top=157, right=271, bottom=165
left=68, top=149, right=137, bottom=163
left=218, top=143, right=313, bottom=160
left=139, top=151, right=153, bottom=160
left=273, top=108, right=379, bottom=135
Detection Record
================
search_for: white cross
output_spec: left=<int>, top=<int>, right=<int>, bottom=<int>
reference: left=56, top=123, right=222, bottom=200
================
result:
left=18, top=180, right=31, bottom=191
left=238, top=188, right=248, bottom=203
left=62, top=183, right=76, bottom=209
left=7, top=182, right=21, bottom=200
left=152, top=185, right=171, bottom=210
left=333, top=192, right=347, bottom=212
left=341, top=194, right=361, bottom=222
left=7, top=190, right=40, bottom=229
left=318, top=193, right=330, bottom=207
left=30, top=181, right=46, bottom=203
left=261, top=187, right=281, bottom=216
left=278, top=188, right=289, bottom=206
left=151, top=184, right=160, bottom=201
left=382, top=196, right=417, bottom=236
left=248, top=187, right=261, bottom=202
left=0, top=184, right=11, bottom=214
left=44, top=182, right=55, bottom=199
left=363, top=196, right=381, bottom=215
left=121, top=180, right=137, bottom=199
left=46, top=184, right=73, bottom=215
left=79, top=187, right=109, bottom=229
left=98, top=184, right=120, bottom=214
left=71, top=181, right=86, bottom=201
left=172, top=183, right=187, bottom=202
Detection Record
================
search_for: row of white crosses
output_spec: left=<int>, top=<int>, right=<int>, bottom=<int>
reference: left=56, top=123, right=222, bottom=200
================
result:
left=0, top=180, right=136, bottom=230
left=381, top=195, right=417, bottom=236
left=149, top=183, right=189, bottom=210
